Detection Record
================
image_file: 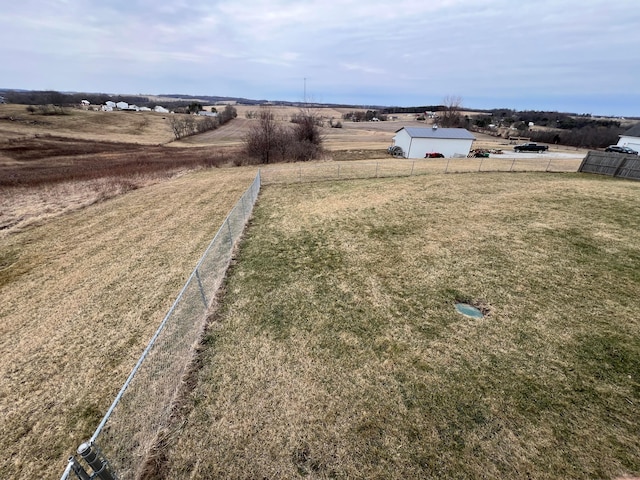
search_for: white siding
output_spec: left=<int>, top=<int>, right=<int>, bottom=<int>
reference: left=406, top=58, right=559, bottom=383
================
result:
left=618, top=135, right=640, bottom=153
left=392, top=130, right=473, bottom=158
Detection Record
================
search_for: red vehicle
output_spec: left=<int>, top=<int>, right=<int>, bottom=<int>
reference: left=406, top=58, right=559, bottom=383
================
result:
left=425, top=152, right=444, bottom=158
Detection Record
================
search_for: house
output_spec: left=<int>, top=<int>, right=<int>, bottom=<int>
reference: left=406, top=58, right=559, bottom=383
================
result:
left=617, top=124, right=640, bottom=152
left=154, top=106, right=169, bottom=113
left=391, top=126, right=475, bottom=158
left=105, top=101, right=116, bottom=108
left=115, top=101, right=128, bottom=110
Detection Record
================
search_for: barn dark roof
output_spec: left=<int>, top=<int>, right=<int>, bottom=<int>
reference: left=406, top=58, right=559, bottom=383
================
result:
left=395, top=126, right=476, bottom=140
left=622, top=123, right=640, bottom=138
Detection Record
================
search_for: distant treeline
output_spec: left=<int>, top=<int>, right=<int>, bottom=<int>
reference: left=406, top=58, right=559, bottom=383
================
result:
left=2, top=90, right=149, bottom=107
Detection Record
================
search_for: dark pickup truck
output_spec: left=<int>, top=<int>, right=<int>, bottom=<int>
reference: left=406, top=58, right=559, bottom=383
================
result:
left=514, top=143, right=548, bottom=153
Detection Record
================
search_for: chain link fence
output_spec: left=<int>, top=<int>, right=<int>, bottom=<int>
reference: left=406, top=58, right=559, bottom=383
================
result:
left=259, top=156, right=583, bottom=184
left=61, top=172, right=261, bottom=480
left=60, top=155, right=584, bottom=479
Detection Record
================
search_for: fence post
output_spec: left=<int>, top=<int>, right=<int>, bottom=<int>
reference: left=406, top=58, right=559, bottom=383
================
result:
left=227, top=218, right=233, bottom=248
left=77, top=443, right=117, bottom=480
left=445, top=158, right=451, bottom=174
left=241, top=194, right=247, bottom=219
left=478, top=158, right=484, bottom=172
left=67, top=457, right=90, bottom=480
left=411, top=161, right=415, bottom=176
left=545, top=157, right=553, bottom=172
left=510, top=158, right=516, bottom=172
left=195, top=269, right=208, bottom=307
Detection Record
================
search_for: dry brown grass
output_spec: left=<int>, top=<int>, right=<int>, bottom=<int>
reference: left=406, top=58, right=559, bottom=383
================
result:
left=0, top=101, right=592, bottom=479
left=0, top=167, right=257, bottom=479
left=0, top=104, right=175, bottom=144
left=162, top=173, right=640, bottom=479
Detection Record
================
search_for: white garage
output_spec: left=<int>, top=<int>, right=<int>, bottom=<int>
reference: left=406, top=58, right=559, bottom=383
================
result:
left=391, top=126, right=475, bottom=158
left=617, top=124, right=640, bottom=153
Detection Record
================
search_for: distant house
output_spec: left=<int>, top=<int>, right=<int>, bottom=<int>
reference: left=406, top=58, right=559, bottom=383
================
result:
left=115, top=101, right=128, bottom=110
left=617, top=124, right=640, bottom=152
left=391, top=126, right=475, bottom=158
left=80, top=100, right=90, bottom=106
left=139, top=107, right=151, bottom=112
left=105, top=101, right=116, bottom=108
left=154, top=106, right=169, bottom=113
left=101, top=105, right=113, bottom=112
left=197, top=111, right=218, bottom=117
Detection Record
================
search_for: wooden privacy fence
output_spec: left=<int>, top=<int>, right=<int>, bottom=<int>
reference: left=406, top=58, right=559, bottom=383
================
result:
left=579, top=151, right=640, bottom=181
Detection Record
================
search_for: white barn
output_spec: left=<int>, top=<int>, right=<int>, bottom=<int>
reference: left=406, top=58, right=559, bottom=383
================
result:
left=617, top=124, right=640, bottom=153
left=392, top=126, right=475, bottom=158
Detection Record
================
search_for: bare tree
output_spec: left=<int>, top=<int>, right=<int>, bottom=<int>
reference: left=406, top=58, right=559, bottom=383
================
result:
left=438, top=95, right=464, bottom=128
left=244, top=109, right=280, bottom=164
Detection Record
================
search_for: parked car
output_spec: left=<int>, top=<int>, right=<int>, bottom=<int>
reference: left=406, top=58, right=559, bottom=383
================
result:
left=514, top=143, right=548, bottom=153
left=425, top=152, right=444, bottom=158
left=605, top=145, right=638, bottom=155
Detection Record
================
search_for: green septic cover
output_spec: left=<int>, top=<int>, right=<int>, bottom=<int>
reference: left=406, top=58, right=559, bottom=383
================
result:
left=455, top=303, right=484, bottom=319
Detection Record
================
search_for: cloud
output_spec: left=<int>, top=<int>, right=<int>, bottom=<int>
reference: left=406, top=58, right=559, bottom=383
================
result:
left=1, top=0, right=639, bottom=114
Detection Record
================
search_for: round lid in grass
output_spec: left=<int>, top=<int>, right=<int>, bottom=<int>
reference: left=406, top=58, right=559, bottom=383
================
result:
left=455, top=303, right=484, bottom=319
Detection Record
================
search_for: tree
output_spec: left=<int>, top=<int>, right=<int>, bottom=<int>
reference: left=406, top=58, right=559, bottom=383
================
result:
left=437, top=95, right=464, bottom=127
left=243, top=107, right=324, bottom=164
left=187, top=102, right=203, bottom=114
left=244, top=109, right=280, bottom=164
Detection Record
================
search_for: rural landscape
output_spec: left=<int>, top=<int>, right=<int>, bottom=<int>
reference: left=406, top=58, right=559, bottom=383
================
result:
left=1, top=93, right=639, bottom=479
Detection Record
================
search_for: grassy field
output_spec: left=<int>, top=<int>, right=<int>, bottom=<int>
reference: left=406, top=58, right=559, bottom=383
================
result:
left=0, top=167, right=257, bottom=479
left=0, top=100, right=617, bottom=479
left=162, top=172, right=640, bottom=479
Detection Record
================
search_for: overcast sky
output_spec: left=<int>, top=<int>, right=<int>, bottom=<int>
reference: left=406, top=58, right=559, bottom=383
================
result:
left=2, top=0, right=639, bottom=116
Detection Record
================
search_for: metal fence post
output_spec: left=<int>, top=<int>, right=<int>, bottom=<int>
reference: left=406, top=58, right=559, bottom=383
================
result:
left=67, top=456, right=90, bottom=480
left=510, top=158, right=516, bottom=172
left=410, top=161, right=415, bottom=176
left=195, top=269, right=208, bottom=307
left=546, top=157, right=553, bottom=172
left=77, top=442, right=117, bottom=480
left=478, top=158, right=484, bottom=172
left=445, top=158, right=451, bottom=174
left=226, top=217, right=233, bottom=248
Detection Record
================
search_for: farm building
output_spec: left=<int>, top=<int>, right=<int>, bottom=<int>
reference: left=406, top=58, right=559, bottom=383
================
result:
left=617, top=124, right=640, bottom=152
left=116, top=101, right=129, bottom=110
left=391, top=126, right=475, bottom=158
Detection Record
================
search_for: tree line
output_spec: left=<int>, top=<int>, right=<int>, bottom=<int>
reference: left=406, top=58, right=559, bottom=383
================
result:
left=168, top=105, right=237, bottom=140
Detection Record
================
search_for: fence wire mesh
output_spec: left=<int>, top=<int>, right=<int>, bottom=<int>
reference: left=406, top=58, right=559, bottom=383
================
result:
left=259, top=156, right=583, bottom=184
left=61, top=172, right=260, bottom=480
left=61, top=156, right=583, bottom=479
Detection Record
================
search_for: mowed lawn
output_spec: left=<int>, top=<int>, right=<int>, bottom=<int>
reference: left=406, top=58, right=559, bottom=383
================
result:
left=165, top=172, right=640, bottom=479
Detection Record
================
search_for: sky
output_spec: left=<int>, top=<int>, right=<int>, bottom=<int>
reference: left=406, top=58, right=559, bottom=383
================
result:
left=1, top=0, right=639, bottom=116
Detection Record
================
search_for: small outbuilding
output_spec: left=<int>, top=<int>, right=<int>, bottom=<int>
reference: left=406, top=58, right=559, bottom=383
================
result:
left=617, top=124, right=640, bottom=153
left=391, top=126, right=475, bottom=158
